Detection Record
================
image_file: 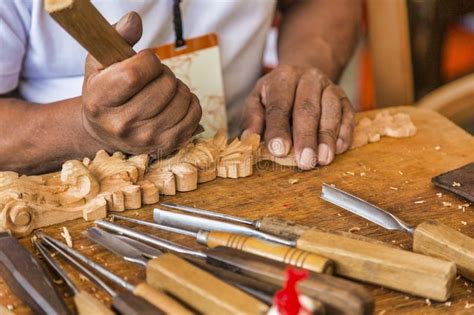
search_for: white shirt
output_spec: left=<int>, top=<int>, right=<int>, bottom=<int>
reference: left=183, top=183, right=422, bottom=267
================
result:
left=0, top=0, right=276, bottom=133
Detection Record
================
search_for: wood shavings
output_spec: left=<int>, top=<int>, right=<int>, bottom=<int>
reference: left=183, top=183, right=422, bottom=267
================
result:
left=7, top=305, right=14, bottom=311
left=378, top=310, right=386, bottom=315
left=399, top=243, right=405, bottom=249
left=414, top=200, right=426, bottom=204
left=445, top=301, right=452, bottom=306
left=425, top=298, right=431, bottom=306
left=345, top=171, right=355, bottom=176
left=360, top=172, right=366, bottom=176
left=434, top=146, right=441, bottom=150
left=461, top=221, right=467, bottom=226
left=348, top=227, right=361, bottom=233
left=79, top=274, right=89, bottom=282
left=398, top=170, right=404, bottom=175
left=337, top=213, right=342, bottom=217
left=389, top=187, right=399, bottom=191
left=436, top=192, right=443, bottom=198
left=442, top=202, right=452, bottom=207
left=288, top=178, right=299, bottom=185
left=452, top=181, right=461, bottom=187
left=60, top=226, right=72, bottom=248
left=465, top=302, right=474, bottom=309
left=52, top=277, right=64, bottom=285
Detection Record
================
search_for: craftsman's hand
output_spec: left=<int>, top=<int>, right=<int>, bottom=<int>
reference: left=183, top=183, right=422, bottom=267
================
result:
left=241, top=65, right=354, bottom=170
left=81, top=12, right=201, bottom=156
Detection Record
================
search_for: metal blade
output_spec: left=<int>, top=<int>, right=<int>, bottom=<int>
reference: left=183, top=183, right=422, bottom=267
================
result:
left=321, top=183, right=414, bottom=234
left=84, top=228, right=148, bottom=266
left=154, top=208, right=296, bottom=247
left=114, top=234, right=163, bottom=259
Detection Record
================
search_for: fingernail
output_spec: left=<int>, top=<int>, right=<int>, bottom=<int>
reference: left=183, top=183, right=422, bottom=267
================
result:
left=336, top=138, right=344, bottom=154
left=318, top=143, right=333, bottom=165
left=299, top=148, right=316, bottom=170
left=241, top=129, right=251, bottom=139
left=268, top=138, right=288, bottom=157
left=117, top=13, right=131, bottom=30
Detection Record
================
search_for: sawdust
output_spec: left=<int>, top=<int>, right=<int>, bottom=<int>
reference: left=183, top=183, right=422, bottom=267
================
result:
left=60, top=226, right=72, bottom=248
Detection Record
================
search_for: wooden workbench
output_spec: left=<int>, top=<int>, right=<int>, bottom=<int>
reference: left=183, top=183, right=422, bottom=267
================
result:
left=1, top=106, right=473, bottom=314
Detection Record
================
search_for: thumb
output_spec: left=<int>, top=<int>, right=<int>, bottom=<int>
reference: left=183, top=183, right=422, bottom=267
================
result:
left=115, top=11, right=143, bottom=46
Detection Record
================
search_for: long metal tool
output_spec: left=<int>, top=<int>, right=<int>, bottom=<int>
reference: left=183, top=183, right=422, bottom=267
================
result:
left=112, top=214, right=332, bottom=274
left=154, top=207, right=296, bottom=246
left=156, top=200, right=457, bottom=301
left=94, top=221, right=373, bottom=315
left=32, top=238, right=113, bottom=315
left=321, top=183, right=474, bottom=281
left=0, top=232, right=70, bottom=315
left=89, top=222, right=268, bottom=314
left=36, top=232, right=165, bottom=315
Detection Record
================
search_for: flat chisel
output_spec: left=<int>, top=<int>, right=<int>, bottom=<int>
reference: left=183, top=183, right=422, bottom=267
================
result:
left=37, top=232, right=167, bottom=315
left=94, top=221, right=373, bottom=315
left=156, top=202, right=457, bottom=301
left=321, top=183, right=474, bottom=281
left=0, top=232, right=70, bottom=314
left=112, top=214, right=333, bottom=274
left=87, top=223, right=269, bottom=314
left=33, top=237, right=113, bottom=315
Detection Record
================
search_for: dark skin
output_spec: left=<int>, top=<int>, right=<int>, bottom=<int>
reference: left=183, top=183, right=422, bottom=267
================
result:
left=0, top=0, right=360, bottom=174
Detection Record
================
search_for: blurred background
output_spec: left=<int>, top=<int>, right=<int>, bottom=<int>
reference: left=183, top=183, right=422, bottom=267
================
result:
left=264, top=0, right=474, bottom=134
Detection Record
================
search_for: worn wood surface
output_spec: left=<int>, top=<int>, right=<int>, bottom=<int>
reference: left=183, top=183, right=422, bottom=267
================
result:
left=0, top=106, right=473, bottom=314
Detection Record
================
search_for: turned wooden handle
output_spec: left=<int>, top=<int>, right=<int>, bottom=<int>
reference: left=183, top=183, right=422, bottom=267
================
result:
left=205, top=231, right=333, bottom=274
left=145, top=253, right=268, bottom=314
left=204, top=247, right=373, bottom=315
left=133, top=282, right=193, bottom=315
left=296, top=229, right=457, bottom=301
left=45, top=0, right=135, bottom=66
left=413, top=220, right=474, bottom=282
left=74, top=291, right=114, bottom=315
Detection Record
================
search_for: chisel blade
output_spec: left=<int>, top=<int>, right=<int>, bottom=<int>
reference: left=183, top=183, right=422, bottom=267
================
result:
left=84, top=228, right=149, bottom=265
left=321, top=184, right=414, bottom=234
left=0, top=233, right=70, bottom=315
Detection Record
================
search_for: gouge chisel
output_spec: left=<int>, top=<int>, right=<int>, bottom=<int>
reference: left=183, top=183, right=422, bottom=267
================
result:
left=0, top=232, right=70, bottom=315
left=96, top=230, right=326, bottom=314
left=37, top=232, right=166, bottom=315
left=33, top=237, right=113, bottom=315
left=112, top=214, right=333, bottom=274
left=321, top=183, right=474, bottom=282
left=156, top=203, right=457, bottom=301
left=94, top=221, right=373, bottom=315
left=87, top=224, right=269, bottom=314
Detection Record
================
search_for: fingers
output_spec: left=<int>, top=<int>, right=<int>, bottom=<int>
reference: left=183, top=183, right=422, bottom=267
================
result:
left=84, top=50, right=164, bottom=110
left=318, top=85, right=343, bottom=166
left=263, top=67, right=298, bottom=157
left=241, top=81, right=265, bottom=137
left=85, top=12, right=143, bottom=75
left=336, top=98, right=355, bottom=154
left=292, top=70, right=325, bottom=170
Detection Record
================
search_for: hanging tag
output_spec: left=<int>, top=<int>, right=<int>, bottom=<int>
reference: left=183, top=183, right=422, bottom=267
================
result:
left=153, top=34, right=227, bottom=138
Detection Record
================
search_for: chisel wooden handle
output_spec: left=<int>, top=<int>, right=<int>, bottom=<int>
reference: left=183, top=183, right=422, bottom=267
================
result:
left=133, top=282, right=193, bottom=314
left=74, top=291, right=114, bottom=315
left=45, top=0, right=135, bottom=66
left=145, top=253, right=268, bottom=314
left=413, top=220, right=474, bottom=282
left=202, top=231, right=333, bottom=274
left=204, top=246, right=373, bottom=315
left=295, top=228, right=456, bottom=301
left=112, top=291, right=164, bottom=315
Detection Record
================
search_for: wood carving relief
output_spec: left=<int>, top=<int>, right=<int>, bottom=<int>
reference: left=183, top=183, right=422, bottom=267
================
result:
left=0, top=111, right=416, bottom=236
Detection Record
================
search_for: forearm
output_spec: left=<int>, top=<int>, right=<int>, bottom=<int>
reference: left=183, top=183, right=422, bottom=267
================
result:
left=0, top=97, right=102, bottom=174
left=278, top=0, right=361, bottom=81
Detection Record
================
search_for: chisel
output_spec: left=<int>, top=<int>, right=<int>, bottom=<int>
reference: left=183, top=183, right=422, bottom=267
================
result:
left=95, top=230, right=327, bottom=313
left=93, top=221, right=373, bottom=315
left=32, top=237, right=113, bottom=315
left=111, top=214, right=333, bottom=274
left=86, top=224, right=269, bottom=314
left=37, top=232, right=167, bottom=315
left=0, top=232, right=70, bottom=315
left=320, top=183, right=474, bottom=281
left=156, top=203, right=457, bottom=301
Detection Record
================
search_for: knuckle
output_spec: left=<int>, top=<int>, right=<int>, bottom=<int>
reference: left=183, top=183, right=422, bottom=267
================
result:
left=108, top=118, right=129, bottom=137
left=122, top=68, right=142, bottom=88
